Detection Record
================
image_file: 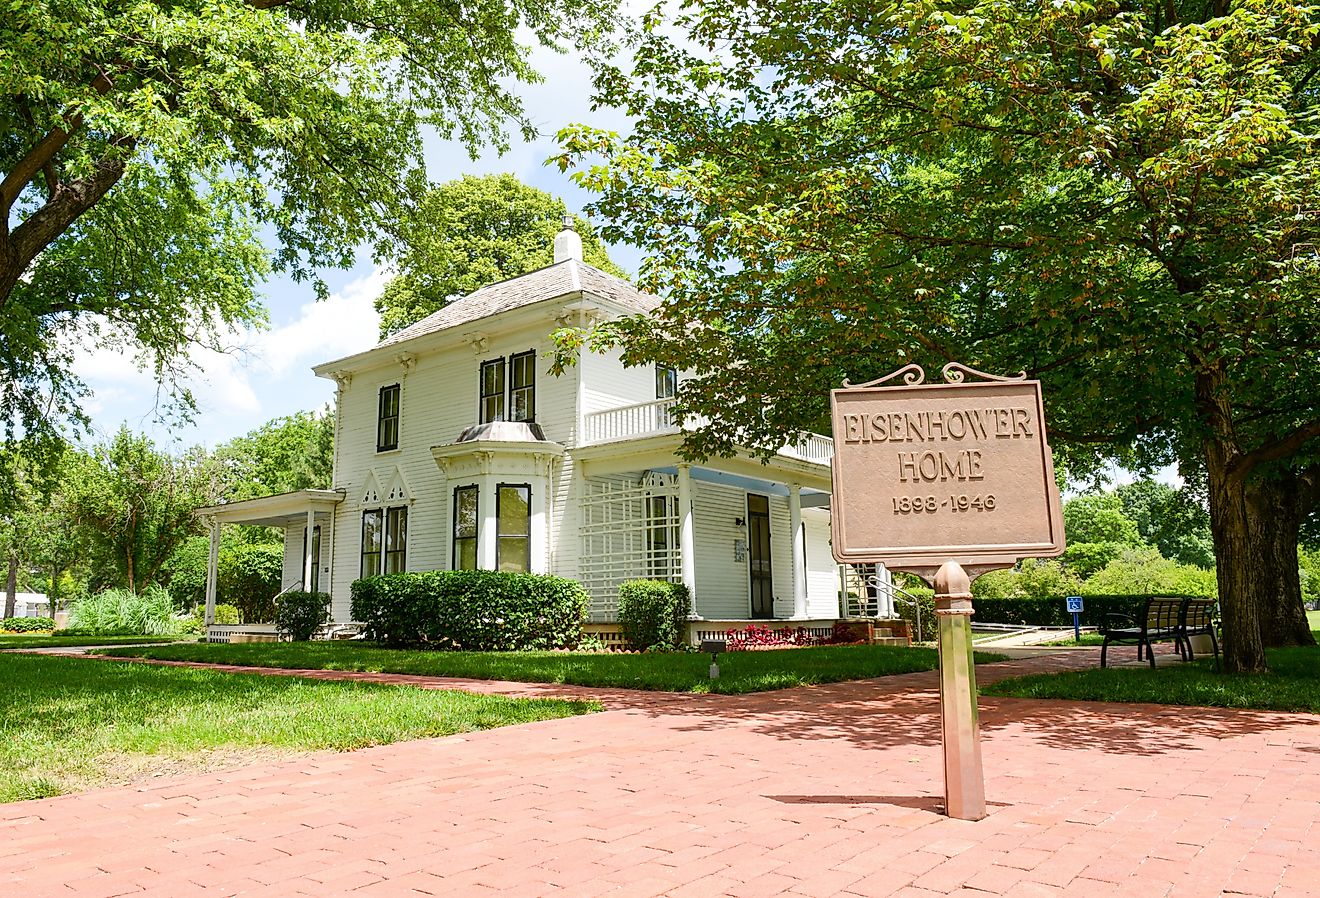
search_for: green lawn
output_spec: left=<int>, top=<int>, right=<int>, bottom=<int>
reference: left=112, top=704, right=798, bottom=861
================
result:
left=0, top=634, right=184, bottom=649
left=98, top=641, right=1010, bottom=695
left=0, top=652, right=594, bottom=804
left=1043, top=632, right=1106, bottom=647
left=984, top=627, right=1320, bottom=712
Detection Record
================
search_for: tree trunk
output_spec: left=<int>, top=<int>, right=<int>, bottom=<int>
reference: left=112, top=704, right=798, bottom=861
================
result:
left=1198, top=363, right=1269, bottom=673
left=4, top=553, right=17, bottom=620
left=1252, top=473, right=1317, bottom=647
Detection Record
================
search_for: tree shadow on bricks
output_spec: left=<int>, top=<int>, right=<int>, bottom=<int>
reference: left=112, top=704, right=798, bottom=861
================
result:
left=637, top=687, right=1319, bottom=759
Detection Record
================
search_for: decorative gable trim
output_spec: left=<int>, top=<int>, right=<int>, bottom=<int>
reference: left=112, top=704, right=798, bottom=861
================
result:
left=359, top=466, right=414, bottom=507
left=360, top=470, right=382, bottom=505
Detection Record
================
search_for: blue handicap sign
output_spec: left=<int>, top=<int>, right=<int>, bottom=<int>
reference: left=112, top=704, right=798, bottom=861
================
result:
left=1066, top=596, right=1084, bottom=614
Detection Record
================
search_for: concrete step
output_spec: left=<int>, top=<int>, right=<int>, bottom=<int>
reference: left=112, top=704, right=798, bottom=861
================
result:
left=871, top=636, right=908, bottom=647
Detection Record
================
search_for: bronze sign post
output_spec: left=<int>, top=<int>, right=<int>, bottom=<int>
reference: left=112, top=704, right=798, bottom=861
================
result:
left=830, top=363, right=1065, bottom=821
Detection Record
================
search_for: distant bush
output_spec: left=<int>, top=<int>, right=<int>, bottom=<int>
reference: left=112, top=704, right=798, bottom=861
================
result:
left=617, top=580, right=691, bottom=651
left=198, top=603, right=241, bottom=626
left=276, top=591, right=330, bottom=641
left=351, top=571, right=587, bottom=650
left=68, top=586, right=181, bottom=635
left=1082, top=548, right=1217, bottom=597
left=0, top=617, right=55, bottom=633
left=973, top=558, right=1083, bottom=600
left=165, top=538, right=282, bottom=621
left=892, top=583, right=935, bottom=642
left=221, top=544, right=283, bottom=622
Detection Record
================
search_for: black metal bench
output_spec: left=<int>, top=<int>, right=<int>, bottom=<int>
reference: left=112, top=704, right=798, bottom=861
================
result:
left=1100, top=598, right=1186, bottom=668
left=1179, top=598, right=1221, bottom=671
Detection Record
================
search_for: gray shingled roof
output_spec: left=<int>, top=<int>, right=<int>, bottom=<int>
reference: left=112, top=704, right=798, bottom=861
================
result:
left=378, top=259, right=659, bottom=347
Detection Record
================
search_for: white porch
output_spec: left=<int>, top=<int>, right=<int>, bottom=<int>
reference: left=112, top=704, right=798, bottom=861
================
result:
left=571, top=424, right=837, bottom=623
left=194, top=489, right=345, bottom=636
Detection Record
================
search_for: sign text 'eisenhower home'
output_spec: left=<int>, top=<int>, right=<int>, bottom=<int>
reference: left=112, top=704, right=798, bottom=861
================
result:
left=839, top=407, right=1036, bottom=484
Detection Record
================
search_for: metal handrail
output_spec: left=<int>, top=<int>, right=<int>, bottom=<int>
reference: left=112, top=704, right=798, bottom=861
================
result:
left=868, top=577, right=929, bottom=642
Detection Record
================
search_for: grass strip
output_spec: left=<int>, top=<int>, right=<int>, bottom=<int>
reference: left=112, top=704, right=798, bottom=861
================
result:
left=98, top=641, right=1010, bottom=695
left=984, top=628, right=1320, bottom=712
left=0, top=635, right=184, bottom=649
left=0, top=652, right=594, bottom=804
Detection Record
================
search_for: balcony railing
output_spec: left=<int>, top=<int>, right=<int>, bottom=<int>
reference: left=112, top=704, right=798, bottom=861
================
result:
left=581, top=398, right=834, bottom=466
left=583, top=398, right=680, bottom=442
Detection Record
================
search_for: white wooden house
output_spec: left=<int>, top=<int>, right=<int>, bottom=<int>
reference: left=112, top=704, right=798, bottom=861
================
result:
left=196, top=222, right=895, bottom=643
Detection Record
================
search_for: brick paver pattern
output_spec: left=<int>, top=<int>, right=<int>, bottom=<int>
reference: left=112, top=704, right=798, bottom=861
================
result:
left=2, top=650, right=1318, bottom=897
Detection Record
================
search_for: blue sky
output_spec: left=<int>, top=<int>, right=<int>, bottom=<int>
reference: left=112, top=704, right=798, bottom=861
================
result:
left=72, top=43, right=642, bottom=452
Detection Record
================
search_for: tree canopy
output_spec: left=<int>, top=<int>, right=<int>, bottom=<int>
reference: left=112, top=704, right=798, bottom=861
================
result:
left=1, top=0, right=613, bottom=445
left=63, top=428, right=221, bottom=594
left=213, top=408, right=334, bottom=501
left=558, top=0, right=1320, bottom=672
left=376, top=174, right=627, bottom=337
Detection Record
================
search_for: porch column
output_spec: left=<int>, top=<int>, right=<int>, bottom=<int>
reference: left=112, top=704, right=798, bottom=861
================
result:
left=304, top=508, right=316, bottom=590
left=789, top=483, right=808, bottom=619
left=204, top=517, right=221, bottom=628
left=677, top=463, right=696, bottom=601
left=324, top=508, right=336, bottom=619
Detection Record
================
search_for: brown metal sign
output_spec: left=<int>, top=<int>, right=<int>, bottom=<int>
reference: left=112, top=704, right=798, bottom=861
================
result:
left=830, top=363, right=1065, bottom=572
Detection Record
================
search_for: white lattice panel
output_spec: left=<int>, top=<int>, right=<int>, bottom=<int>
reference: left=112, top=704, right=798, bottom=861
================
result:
left=580, top=472, right=680, bottom=619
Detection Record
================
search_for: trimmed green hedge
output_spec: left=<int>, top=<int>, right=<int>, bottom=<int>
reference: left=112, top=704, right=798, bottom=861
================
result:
left=890, top=592, right=1204, bottom=633
left=1, top=617, right=55, bottom=633
left=617, top=580, right=691, bottom=651
left=971, top=594, right=1201, bottom=627
left=350, top=571, right=587, bottom=650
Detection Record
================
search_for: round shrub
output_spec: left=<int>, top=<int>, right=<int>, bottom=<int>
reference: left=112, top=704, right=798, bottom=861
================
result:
left=617, top=580, right=691, bottom=651
left=275, top=591, right=330, bottom=641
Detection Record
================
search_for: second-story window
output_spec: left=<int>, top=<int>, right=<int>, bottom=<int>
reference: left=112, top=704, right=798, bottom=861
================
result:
left=510, top=350, right=536, bottom=423
left=479, top=352, right=536, bottom=424
left=656, top=365, right=677, bottom=400
left=480, top=359, right=505, bottom=423
left=377, top=384, right=400, bottom=451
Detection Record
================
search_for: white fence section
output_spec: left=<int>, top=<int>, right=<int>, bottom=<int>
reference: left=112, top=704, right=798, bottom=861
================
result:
left=582, top=398, right=835, bottom=466
left=583, top=398, right=679, bottom=443
left=781, top=433, right=835, bottom=465
left=579, top=472, right=680, bottom=619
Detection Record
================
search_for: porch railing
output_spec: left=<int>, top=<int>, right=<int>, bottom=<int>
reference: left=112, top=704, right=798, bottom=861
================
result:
left=583, top=398, right=680, bottom=442
left=581, top=398, right=834, bottom=466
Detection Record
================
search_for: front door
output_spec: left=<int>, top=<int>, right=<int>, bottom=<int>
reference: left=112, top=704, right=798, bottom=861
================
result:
left=747, top=494, right=773, bottom=619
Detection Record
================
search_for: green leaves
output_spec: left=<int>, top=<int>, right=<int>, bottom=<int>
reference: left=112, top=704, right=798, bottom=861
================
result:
left=1, top=0, right=617, bottom=439
left=374, top=174, right=627, bottom=337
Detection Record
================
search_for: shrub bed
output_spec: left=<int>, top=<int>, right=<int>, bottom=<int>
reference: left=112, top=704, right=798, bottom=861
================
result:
left=0, top=617, right=55, bottom=633
left=725, top=624, right=825, bottom=650
left=617, top=580, right=691, bottom=651
left=351, top=571, right=587, bottom=650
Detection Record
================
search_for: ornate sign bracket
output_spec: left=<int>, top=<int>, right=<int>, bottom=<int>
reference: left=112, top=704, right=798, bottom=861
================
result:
left=842, top=362, right=1026, bottom=390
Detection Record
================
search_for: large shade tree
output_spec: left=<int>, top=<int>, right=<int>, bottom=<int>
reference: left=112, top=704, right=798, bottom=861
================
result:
left=1, top=0, right=613, bottom=449
left=376, top=173, right=626, bottom=337
left=558, top=0, right=1320, bottom=672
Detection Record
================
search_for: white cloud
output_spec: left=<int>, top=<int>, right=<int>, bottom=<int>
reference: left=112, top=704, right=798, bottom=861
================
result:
left=74, top=266, right=387, bottom=446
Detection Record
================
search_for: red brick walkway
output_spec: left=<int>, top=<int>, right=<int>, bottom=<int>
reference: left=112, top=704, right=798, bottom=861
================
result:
left=2, top=651, right=1318, bottom=897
